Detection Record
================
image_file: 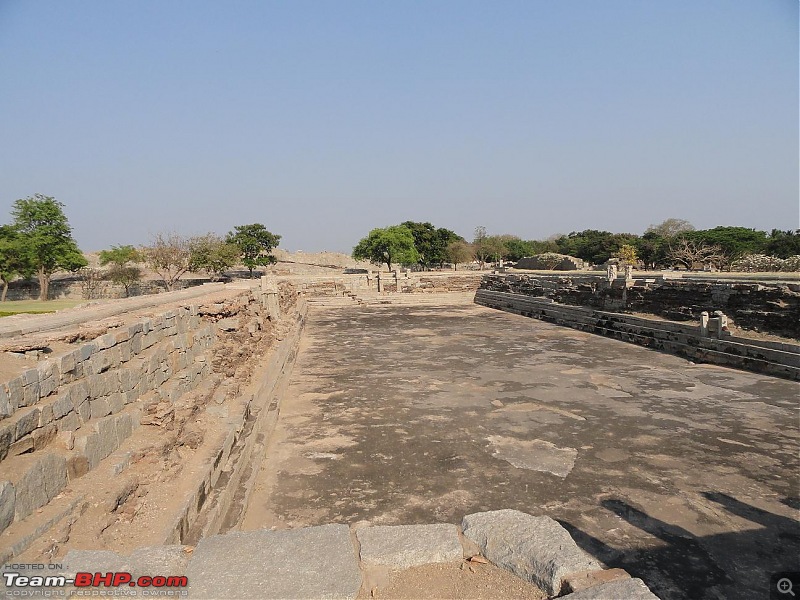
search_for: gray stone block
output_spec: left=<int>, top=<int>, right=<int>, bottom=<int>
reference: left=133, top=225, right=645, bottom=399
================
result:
left=0, top=386, right=11, bottom=419
left=39, top=404, right=53, bottom=426
left=13, top=454, right=67, bottom=520
left=79, top=342, right=97, bottom=361
left=115, top=414, right=133, bottom=446
left=21, top=368, right=39, bottom=387
left=357, top=524, right=463, bottom=568
left=0, top=481, right=15, bottom=533
left=462, top=509, right=601, bottom=596
left=0, top=424, right=13, bottom=460
left=186, top=524, right=361, bottom=599
left=96, top=332, right=117, bottom=350
left=90, top=397, right=111, bottom=420
left=58, top=351, right=76, bottom=376
left=21, top=381, right=40, bottom=407
left=15, top=407, right=41, bottom=441
left=69, top=380, right=89, bottom=409
left=560, top=577, right=660, bottom=599
left=108, top=393, right=125, bottom=415
left=76, top=399, right=91, bottom=424
left=40, top=452, right=67, bottom=501
left=7, top=377, right=23, bottom=411
left=58, top=411, right=80, bottom=432
left=52, top=393, right=73, bottom=419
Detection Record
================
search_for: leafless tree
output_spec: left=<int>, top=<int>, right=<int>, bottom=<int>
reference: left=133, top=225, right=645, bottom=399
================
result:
left=140, top=232, right=192, bottom=291
left=667, top=239, right=725, bottom=270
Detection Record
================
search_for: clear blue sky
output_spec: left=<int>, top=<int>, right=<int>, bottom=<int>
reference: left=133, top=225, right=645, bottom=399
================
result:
left=0, top=0, right=797, bottom=253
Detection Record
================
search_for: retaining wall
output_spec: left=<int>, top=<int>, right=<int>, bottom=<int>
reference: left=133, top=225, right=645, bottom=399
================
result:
left=0, top=303, right=217, bottom=537
left=475, top=289, right=800, bottom=380
left=481, top=273, right=800, bottom=339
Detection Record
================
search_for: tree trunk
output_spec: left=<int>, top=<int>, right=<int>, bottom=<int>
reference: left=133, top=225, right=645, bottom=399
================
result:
left=38, top=267, right=49, bottom=301
left=1, top=280, right=7, bottom=302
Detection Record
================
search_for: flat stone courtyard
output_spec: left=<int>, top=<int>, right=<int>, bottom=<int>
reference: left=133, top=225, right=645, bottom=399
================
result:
left=241, top=300, right=800, bottom=600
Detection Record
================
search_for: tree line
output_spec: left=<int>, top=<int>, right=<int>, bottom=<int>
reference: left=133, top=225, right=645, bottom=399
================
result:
left=0, top=194, right=281, bottom=301
left=353, top=218, right=800, bottom=271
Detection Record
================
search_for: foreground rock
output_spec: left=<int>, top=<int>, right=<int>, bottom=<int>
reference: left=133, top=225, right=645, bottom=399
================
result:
left=462, top=509, right=602, bottom=596
left=185, top=524, right=361, bottom=599
left=357, top=523, right=462, bottom=568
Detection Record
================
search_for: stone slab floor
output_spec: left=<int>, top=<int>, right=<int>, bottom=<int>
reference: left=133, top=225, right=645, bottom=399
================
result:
left=241, top=301, right=800, bottom=600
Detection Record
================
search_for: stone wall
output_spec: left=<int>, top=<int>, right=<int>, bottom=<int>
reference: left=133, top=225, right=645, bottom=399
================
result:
left=475, top=289, right=800, bottom=380
left=480, top=274, right=800, bottom=340
left=0, top=304, right=217, bottom=535
left=5, top=276, right=212, bottom=301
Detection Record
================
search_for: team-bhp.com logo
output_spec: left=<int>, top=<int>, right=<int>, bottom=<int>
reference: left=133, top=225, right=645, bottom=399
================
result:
left=3, top=571, right=188, bottom=596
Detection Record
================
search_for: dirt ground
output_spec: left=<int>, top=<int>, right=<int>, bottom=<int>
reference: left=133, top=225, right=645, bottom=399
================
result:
left=356, top=561, right=546, bottom=600
left=241, top=301, right=800, bottom=600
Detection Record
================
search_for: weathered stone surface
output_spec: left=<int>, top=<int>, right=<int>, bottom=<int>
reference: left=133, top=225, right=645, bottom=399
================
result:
left=15, top=407, right=41, bottom=441
left=186, top=524, right=361, bottom=599
left=69, top=380, right=90, bottom=409
left=108, top=393, right=125, bottom=415
left=562, top=568, right=631, bottom=594
left=39, top=404, right=53, bottom=426
left=8, top=435, right=33, bottom=456
left=32, top=423, right=57, bottom=450
left=13, top=454, right=67, bottom=520
left=21, top=381, right=40, bottom=407
left=357, top=524, right=462, bottom=568
left=58, top=411, right=81, bottom=432
left=90, top=397, right=111, bottom=420
left=52, top=393, right=73, bottom=419
left=0, top=423, right=13, bottom=460
left=41, top=453, right=67, bottom=501
left=560, top=577, right=660, bottom=599
left=0, top=386, right=12, bottom=419
left=462, top=509, right=601, bottom=596
left=62, top=550, right=125, bottom=575
left=7, top=377, right=23, bottom=410
left=20, top=368, right=39, bottom=387
left=0, top=481, right=15, bottom=533
left=127, top=546, right=191, bottom=576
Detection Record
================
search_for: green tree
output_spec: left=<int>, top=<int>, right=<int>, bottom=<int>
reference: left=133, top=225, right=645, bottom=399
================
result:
left=226, top=224, right=281, bottom=278
left=11, top=194, right=87, bottom=300
left=764, top=229, right=800, bottom=259
left=445, top=240, right=472, bottom=270
left=189, top=234, right=240, bottom=281
left=555, top=230, right=639, bottom=265
left=400, top=221, right=462, bottom=269
left=99, top=245, right=143, bottom=297
left=0, top=225, right=34, bottom=302
left=352, top=226, right=419, bottom=271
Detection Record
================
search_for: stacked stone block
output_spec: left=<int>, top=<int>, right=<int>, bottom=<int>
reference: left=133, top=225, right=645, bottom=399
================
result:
left=0, top=304, right=216, bottom=534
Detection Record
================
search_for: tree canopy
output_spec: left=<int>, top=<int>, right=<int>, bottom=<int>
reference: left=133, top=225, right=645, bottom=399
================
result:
left=352, top=226, right=419, bottom=271
left=226, top=224, right=281, bottom=278
left=400, top=221, right=462, bottom=269
left=11, top=194, right=86, bottom=300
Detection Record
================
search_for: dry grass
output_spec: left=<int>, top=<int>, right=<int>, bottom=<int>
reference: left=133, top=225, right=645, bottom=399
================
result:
left=0, top=298, right=85, bottom=317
